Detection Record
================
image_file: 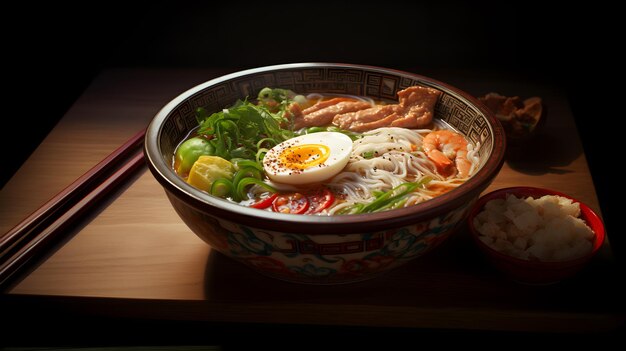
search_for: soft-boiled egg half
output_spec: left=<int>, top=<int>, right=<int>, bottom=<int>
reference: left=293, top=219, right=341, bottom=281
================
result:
left=263, top=132, right=353, bottom=185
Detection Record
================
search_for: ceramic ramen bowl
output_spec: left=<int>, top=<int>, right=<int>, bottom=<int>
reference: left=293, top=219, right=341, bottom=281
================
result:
left=144, top=63, right=506, bottom=284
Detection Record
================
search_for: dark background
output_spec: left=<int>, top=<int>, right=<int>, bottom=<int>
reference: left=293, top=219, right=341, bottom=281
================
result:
left=3, top=0, right=621, bottom=346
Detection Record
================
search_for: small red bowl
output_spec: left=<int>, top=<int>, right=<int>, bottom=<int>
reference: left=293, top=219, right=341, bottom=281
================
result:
left=467, top=187, right=605, bottom=284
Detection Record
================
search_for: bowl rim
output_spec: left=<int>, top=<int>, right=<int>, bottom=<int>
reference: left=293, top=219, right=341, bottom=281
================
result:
left=144, top=62, right=506, bottom=233
left=467, top=186, right=606, bottom=266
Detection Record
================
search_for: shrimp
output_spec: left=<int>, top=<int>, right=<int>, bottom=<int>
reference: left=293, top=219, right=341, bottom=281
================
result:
left=422, top=130, right=471, bottom=178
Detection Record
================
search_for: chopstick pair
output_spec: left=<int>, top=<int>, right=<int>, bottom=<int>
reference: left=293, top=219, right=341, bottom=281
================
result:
left=0, top=129, right=146, bottom=291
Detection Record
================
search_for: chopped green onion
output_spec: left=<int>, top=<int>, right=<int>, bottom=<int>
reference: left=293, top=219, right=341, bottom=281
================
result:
left=359, top=183, right=419, bottom=213
left=256, top=148, right=269, bottom=164
left=195, top=107, right=211, bottom=124
left=306, top=126, right=325, bottom=134
left=230, top=146, right=255, bottom=159
left=235, top=177, right=277, bottom=201
left=362, top=151, right=375, bottom=159
left=257, top=87, right=273, bottom=100
left=231, top=158, right=263, bottom=171
left=372, top=190, right=385, bottom=197
left=417, top=176, right=432, bottom=188
left=336, top=203, right=365, bottom=215
left=293, top=95, right=307, bottom=104
left=233, top=167, right=263, bottom=186
left=377, top=197, right=408, bottom=212
left=196, top=100, right=294, bottom=163
left=210, top=178, right=234, bottom=198
left=257, top=137, right=278, bottom=149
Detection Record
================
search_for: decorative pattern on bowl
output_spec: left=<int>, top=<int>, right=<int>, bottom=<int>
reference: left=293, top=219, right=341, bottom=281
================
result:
left=159, top=66, right=494, bottom=161
left=168, top=192, right=474, bottom=284
left=145, top=63, right=506, bottom=284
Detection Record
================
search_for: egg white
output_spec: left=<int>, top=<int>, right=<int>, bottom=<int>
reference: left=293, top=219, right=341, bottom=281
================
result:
left=263, top=132, right=353, bottom=185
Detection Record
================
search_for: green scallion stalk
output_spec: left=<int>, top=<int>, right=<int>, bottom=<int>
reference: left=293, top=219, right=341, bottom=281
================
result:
left=359, top=183, right=419, bottom=213
left=256, top=148, right=269, bottom=164
left=306, top=126, right=325, bottom=134
left=210, top=178, right=234, bottom=198
left=233, top=167, right=263, bottom=186
left=235, top=177, right=277, bottom=201
left=231, top=158, right=263, bottom=171
left=362, top=151, right=375, bottom=159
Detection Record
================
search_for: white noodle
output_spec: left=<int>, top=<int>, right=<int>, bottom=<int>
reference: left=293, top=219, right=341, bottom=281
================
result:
left=305, top=93, right=376, bottom=107
left=324, top=125, right=480, bottom=213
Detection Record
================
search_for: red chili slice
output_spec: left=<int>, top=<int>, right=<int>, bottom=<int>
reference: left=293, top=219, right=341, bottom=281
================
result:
left=306, top=188, right=335, bottom=214
left=272, top=193, right=310, bottom=214
left=250, top=193, right=278, bottom=209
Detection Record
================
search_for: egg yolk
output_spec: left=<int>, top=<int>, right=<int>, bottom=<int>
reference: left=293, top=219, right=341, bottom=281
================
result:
left=279, top=144, right=330, bottom=170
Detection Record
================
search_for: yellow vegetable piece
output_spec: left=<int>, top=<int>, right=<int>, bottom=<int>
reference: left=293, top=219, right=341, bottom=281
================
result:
left=186, top=156, right=235, bottom=192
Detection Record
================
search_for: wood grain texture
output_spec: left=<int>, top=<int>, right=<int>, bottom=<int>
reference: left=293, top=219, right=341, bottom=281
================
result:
left=1, top=68, right=622, bottom=332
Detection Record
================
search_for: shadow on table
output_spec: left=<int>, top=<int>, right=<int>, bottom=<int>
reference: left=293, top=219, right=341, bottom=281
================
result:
left=504, top=100, right=583, bottom=175
left=201, top=227, right=622, bottom=316
left=199, top=230, right=624, bottom=346
left=200, top=228, right=491, bottom=306
left=506, top=131, right=582, bottom=175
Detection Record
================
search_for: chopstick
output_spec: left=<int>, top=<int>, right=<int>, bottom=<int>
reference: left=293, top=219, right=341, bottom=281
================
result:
left=0, top=129, right=146, bottom=290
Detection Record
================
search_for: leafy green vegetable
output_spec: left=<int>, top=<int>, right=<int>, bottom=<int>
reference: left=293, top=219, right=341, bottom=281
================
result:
left=257, top=87, right=299, bottom=119
left=195, top=101, right=294, bottom=165
left=258, top=87, right=294, bottom=104
left=190, top=100, right=296, bottom=200
left=195, top=107, right=211, bottom=125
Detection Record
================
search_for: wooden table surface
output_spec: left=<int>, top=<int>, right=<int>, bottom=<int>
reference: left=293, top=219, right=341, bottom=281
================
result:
left=1, top=68, right=623, bottom=333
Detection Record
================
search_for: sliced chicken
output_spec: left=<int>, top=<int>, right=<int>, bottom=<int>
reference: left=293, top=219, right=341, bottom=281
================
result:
left=301, top=97, right=358, bottom=114
left=397, top=86, right=441, bottom=127
left=331, top=105, right=398, bottom=132
left=333, top=86, right=441, bottom=132
left=293, top=99, right=371, bottom=130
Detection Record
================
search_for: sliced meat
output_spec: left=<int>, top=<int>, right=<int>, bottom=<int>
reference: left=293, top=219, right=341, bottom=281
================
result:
left=332, top=105, right=398, bottom=131
left=478, top=92, right=544, bottom=139
left=479, top=93, right=523, bottom=119
left=397, top=86, right=441, bottom=127
left=332, top=85, right=441, bottom=132
left=285, top=102, right=302, bottom=119
left=280, top=102, right=303, bottom=128
left=346, top=112, right=405, bottom=132
left=390, top=114, right=423, bottom=128
left=301, top=97, right=357, bottom=114
left=293, top=100, right=371, bottom=129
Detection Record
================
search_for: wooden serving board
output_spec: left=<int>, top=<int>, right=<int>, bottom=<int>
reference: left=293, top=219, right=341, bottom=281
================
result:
left=1, top=68, right=622, bottom=333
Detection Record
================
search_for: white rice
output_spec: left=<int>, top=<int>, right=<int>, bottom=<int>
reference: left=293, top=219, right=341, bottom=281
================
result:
left=474, top=194, right=595, bottom=261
